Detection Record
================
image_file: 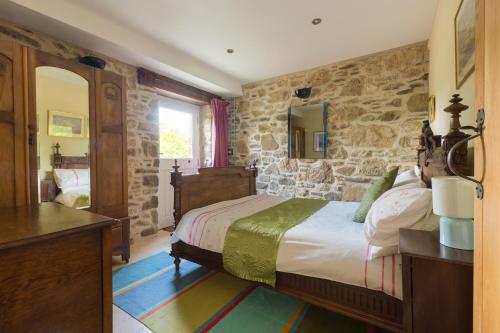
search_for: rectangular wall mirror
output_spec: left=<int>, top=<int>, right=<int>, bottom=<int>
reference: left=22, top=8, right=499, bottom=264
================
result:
left=288, top=103, right=328, bottom=159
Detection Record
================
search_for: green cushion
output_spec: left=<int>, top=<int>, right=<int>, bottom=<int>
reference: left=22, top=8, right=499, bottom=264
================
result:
left=352, top=167, right=399, bottom=223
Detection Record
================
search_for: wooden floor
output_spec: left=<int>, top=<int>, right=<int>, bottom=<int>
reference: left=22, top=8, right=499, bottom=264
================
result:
left=112, top=230, right=171, bottom=333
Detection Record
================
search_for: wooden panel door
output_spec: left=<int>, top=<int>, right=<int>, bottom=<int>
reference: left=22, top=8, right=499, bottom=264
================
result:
left=0, top=39, right=26, bottom=207
left=474, top=0, right=500, bottom=331
left=95, top=70, right=128, bottom=218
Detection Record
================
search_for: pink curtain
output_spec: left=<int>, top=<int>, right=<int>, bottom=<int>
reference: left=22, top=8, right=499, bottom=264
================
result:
left=211, top=98, right=229, bottom=167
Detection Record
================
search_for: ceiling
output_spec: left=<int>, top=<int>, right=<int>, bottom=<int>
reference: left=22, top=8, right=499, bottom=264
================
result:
left=1, top=0, right=438, bottom=96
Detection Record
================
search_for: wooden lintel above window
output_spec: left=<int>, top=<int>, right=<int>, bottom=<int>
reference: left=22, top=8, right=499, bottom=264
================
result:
left=137, top=67, right=221, bottom=105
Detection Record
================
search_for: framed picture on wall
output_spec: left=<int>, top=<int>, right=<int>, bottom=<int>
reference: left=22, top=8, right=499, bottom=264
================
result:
left=454, top=0, right=475, bottom=89
left=48, top=110, right=85, bottom=138
left=313, top=131, right=326, bottom=152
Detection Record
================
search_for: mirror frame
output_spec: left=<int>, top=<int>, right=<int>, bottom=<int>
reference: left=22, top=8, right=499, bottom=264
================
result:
left=287, top=102, right=328, bottom=159
left=27, top=49, right=96, bottom=210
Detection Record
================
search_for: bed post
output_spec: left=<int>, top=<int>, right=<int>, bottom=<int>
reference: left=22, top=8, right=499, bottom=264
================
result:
left=170, top=159, right=182, bottom=271
left=249, top=160, right=258, bottom=194
left=53, top=143, right=62, bottom=168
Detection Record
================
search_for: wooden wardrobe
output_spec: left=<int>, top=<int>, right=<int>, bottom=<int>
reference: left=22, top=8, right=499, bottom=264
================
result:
left=0, top=38, right=130, bottom=262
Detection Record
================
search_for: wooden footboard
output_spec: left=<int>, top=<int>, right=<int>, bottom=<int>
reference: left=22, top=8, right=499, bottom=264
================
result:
left=170, top=164, right=257, bottom=226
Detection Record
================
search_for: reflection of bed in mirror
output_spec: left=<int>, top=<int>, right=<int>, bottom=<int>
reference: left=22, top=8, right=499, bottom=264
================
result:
left=40, top=143, right=91, bottom=209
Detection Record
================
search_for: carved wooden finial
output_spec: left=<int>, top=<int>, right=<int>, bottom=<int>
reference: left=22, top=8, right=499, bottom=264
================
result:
left=173, top=159, right=180, bottom=173
left=442, top=94, right=471, bottom=176
left=54, top=143, right=61, bottom=154
left=444, top=94, right=469, bottom=133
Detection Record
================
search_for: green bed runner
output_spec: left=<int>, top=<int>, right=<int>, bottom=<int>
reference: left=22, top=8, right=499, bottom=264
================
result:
left=73, top=194, right=90, bottom=209
left=222, top=198, right=328, bottom=287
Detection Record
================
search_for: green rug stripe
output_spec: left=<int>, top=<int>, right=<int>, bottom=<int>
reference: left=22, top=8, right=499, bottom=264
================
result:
left=207, top=287, right=301, bottom=333
left=194, top=285, right=257, bottom=333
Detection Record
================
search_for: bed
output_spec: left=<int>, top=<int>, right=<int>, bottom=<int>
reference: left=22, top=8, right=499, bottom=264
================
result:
left=39, top=143, right=91, bottom=209
left=169, top=126, right=455, bottom=333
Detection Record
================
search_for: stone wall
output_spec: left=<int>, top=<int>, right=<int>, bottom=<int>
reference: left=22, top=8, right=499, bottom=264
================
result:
left=230, top=42, right=429, bottom=201
left=199, top=105, right=212, bottom=167
left=0, top=19, right=159, bottom=241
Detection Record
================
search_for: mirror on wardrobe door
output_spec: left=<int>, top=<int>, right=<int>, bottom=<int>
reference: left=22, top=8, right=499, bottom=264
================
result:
left=36, top=66, right=91, bottom=208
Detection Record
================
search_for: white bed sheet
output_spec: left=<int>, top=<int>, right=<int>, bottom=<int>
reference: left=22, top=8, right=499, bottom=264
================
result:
left=172, top=195, right=403, bottom=299
left=54, top=185, right=90, bottom=209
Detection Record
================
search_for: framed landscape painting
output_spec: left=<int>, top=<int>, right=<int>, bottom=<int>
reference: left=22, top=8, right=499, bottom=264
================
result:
left=48, top=110, right=85, bottom=138
left=455, top=0, right=475, bottom=89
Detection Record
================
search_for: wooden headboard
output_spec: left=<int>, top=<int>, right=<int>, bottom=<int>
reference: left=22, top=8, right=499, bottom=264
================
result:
left=52, top=143, right=89, bottom=169
left=40, top=143, right=90, bottom=202
left=171, top=165, right=257, bottom=227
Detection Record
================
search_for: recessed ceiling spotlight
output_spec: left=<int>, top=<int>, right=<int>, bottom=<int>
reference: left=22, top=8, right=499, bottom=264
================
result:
left=226, top=48, right=234, bottom=54
left=312, top=18, right=322, bottom=25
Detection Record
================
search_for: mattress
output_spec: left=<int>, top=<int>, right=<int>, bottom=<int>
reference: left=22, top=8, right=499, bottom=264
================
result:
left=172, top=195, right=403, bottom=299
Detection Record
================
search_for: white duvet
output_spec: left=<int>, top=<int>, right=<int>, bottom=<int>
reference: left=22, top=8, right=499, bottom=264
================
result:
left=172, top=195, right=403, bottom=299
left=54, top=185, right=90, bottom=209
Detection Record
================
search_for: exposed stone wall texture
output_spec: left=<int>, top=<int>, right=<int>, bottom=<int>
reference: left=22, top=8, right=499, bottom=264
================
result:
left=230, top=42, right=429, bottom=201
left=199, top=105, right=212, bottom=167
left=0, top=19, right=159, bottom=241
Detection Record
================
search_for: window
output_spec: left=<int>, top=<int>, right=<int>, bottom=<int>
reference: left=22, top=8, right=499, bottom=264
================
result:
left=159, top=107, right=195, bottom=159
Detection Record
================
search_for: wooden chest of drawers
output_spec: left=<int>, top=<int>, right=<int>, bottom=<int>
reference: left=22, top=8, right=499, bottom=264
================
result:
left=0, top=204, right=114, bottom=333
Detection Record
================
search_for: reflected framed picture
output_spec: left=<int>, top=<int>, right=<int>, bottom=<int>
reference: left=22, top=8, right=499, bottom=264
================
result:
left=313, top=131, right=326, bottom=152
left=48, top=110, right=85, bottom=138
left=455, top=0, right=475, bottom=89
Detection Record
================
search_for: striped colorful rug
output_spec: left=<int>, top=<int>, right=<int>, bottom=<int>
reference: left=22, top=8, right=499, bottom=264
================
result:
left=113, top=252, right=388, bottom=333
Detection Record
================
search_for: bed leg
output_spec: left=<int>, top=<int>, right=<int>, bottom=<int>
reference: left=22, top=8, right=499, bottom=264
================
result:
left=174, top=257, right=181, bottom=271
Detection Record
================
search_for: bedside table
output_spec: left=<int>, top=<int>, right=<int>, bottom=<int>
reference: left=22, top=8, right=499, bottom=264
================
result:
left=399, top=229, right=473, bottom=333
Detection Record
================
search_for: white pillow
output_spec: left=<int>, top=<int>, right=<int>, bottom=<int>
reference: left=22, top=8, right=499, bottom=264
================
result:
left=414, top=165, right=422, bottom=178
left=364, top=184, right=437, bottom=249
left=393, top=168, right=420, bottom=187
left=53, top=169, right=90, bottom=192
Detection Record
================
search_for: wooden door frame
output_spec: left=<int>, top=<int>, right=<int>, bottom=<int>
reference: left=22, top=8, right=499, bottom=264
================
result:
left=473, top=0, right=484, bottom=330
left=26, top=49, right=96, bottom=211
left=473, top=0, right=500, bottom=331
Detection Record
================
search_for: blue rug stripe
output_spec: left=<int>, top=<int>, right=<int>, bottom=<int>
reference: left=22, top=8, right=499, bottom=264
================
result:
left=289, top=304, right=310, bottom=333
left=114, top=261, right=211, bottom=318
left=113, top=252, right=172, bottom=292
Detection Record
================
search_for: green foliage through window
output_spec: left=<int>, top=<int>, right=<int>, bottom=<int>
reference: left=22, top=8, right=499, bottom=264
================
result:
left=159, top=107, right=193, bottom=159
